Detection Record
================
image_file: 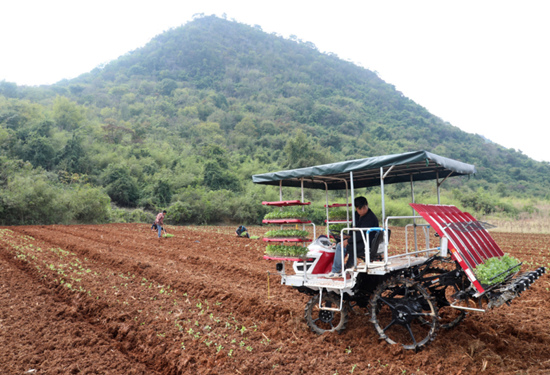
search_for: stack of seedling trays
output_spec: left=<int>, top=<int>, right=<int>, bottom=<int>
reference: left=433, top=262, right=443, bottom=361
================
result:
left=262, top=200, right=312, bottom=261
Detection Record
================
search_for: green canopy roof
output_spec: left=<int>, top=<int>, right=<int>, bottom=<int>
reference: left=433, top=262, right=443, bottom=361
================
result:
left=252, top=150, right=476, bottom=190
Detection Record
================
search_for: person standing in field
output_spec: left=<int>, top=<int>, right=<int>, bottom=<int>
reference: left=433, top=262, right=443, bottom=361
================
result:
left=154, top=210, right=167, bottom=238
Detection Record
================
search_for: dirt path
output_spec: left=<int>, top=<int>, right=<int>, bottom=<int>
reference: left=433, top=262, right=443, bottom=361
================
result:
left=1, top=224, right=549, bottom=374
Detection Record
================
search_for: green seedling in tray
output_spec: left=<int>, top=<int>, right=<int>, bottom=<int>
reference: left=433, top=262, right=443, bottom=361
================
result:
left=264, top=229, right=309, bottom=238
left=328, top=209, right=349, bottom=220
left=264, top=209, right=308, bottom=220
left=265, top=244, right=309, bottom=258
left=474, top=254, right=520, bottom=285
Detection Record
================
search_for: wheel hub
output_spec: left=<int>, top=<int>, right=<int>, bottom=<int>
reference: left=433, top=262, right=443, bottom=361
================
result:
left=393, top=301, right=421, bottom=325
left=319, top=310, right=334, bottom=323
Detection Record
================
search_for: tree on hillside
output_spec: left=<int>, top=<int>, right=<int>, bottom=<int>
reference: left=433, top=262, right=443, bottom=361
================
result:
left=56, top=134, right=88, bottom=174
left=52, top=96, right=85, bottom=131
left=282, top=130, right=331, bottom=169
left=102, top=165, right=140, bottom=207
left=21, top=136, right=56, bottom=170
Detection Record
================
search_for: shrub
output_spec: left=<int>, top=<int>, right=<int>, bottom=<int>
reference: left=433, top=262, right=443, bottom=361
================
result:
left=110, top=207, right=155, bottom=224
left=70, top=185, right=111, bottom=223
left=0, top=174, right=70, bottom=225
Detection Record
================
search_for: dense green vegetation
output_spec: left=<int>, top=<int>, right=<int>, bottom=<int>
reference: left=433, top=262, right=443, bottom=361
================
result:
left=1, top=15, right=549, bottom=226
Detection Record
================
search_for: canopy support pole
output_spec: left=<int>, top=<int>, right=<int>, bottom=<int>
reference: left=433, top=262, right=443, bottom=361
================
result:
left=411, top=174, right=419, bottom=252
left=380, top=167, right=386, bottom=225
left=436, top=170, right=453, bottom=204
left=350, top=171, right=357, bottom=267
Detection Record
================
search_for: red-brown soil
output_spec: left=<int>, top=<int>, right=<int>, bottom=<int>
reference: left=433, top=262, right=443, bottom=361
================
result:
left=1, top=224, right=549, bottom=374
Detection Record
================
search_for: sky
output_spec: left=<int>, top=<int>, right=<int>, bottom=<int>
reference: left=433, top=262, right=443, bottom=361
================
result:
left=2, top=0, right=549, bottom=162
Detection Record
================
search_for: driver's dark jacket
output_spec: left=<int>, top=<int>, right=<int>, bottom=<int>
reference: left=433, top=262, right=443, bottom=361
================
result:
left=346, top=208, right=379, bottom=255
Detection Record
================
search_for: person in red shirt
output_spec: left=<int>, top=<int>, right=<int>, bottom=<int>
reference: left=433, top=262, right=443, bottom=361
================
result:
left=153, top=210, right=167, bottom=238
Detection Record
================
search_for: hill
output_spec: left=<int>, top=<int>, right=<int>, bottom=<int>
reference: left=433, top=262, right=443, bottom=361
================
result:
left=0, top=15, right=549, bottom=225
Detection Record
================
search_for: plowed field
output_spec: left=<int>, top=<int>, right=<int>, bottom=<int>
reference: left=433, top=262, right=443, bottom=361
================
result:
left=1, top=224, right=549, bottom=374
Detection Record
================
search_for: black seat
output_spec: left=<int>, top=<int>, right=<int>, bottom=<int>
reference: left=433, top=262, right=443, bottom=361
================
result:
left=369, top=229, right=391, bottom=261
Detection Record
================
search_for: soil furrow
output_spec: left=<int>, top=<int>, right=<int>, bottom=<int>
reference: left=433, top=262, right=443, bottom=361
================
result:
left=1, top=224, right=549, bottom=374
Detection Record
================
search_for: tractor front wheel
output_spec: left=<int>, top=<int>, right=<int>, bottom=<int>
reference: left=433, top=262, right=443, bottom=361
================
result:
left=304, top=292, right=348, bottom=334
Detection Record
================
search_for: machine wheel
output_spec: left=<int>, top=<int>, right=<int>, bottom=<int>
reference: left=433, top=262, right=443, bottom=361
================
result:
left=418, top=267, right=467, bottom=329
left=304, top=292, right=348, bottom=334
left=370, top=276, right=439, bottom=351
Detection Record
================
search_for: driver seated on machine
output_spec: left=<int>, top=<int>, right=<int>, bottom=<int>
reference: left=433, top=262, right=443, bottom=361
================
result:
left=328, top=196, right=379, bottom=278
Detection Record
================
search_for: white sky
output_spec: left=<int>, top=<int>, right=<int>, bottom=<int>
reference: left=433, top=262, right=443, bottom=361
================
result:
left=2, top=0, right=549, bottom=162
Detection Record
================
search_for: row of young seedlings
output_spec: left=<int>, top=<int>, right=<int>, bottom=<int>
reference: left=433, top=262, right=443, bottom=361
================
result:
left=0, top=230, right=100, bottom=295
left=0, top=229, right=268, bottom=358
left=0, top=228, right=404, bottom=373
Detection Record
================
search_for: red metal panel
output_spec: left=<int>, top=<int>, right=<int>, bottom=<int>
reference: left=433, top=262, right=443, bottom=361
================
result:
left=262, top=238, right=311, bottom=242
left=262, top=219, right=312, bottom=224
left=262, top=200, right=311, bottom=206
left=437, top=206, right=498, bottom=261
left=263, top=255, right=314, bottom=261
left=410, top=203, right=505, bottom=294
left=410, top=204, right=478, bottom=269
left=437, top=205, right=489, bottom=263
left=462, top=212, right=504, bottom=258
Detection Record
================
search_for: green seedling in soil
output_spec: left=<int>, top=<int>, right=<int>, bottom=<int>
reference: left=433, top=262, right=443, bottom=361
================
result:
left=1, top=230, right=269, bottom=362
